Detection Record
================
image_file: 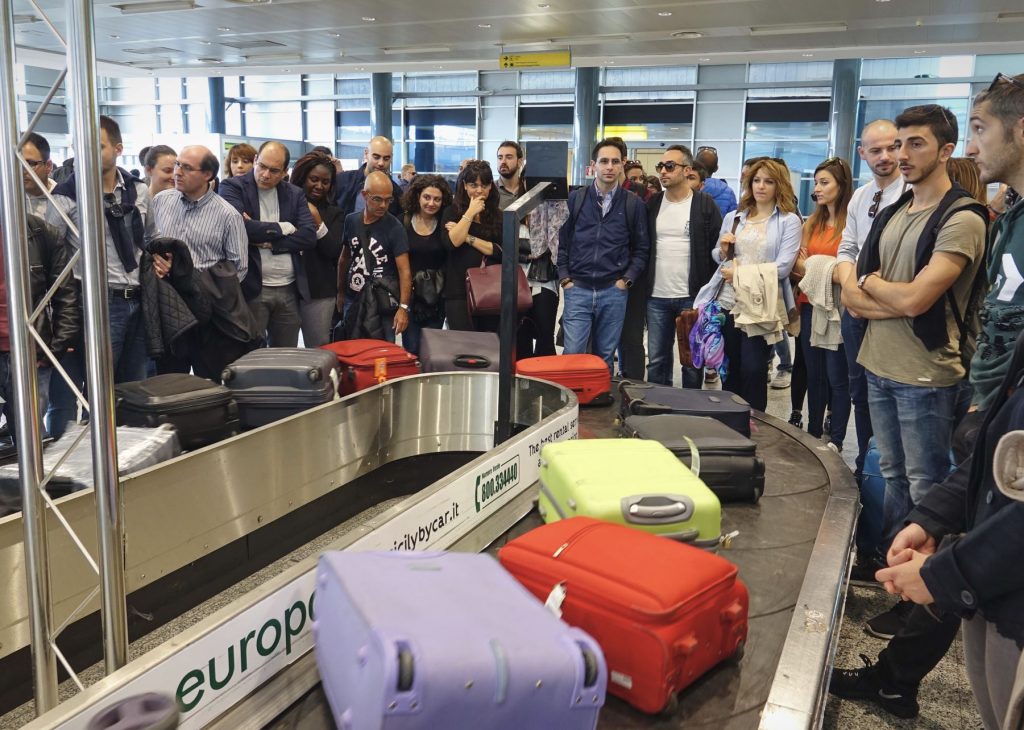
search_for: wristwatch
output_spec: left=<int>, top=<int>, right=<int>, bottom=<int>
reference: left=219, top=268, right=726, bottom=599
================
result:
left=857, top=272, right=875, bottom=289
left=399, top=303, right=410, bottom=311
left=467, top=235, right=477, bottom=246
left=623, top=278, right=634, bottom=289
left=559, top=278, right=572, bottom=288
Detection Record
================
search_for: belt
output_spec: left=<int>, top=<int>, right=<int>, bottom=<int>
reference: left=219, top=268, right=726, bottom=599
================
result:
left=109, top=286, right=140, bottom=299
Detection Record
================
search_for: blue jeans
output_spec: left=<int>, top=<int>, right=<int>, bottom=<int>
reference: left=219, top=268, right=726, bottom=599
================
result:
left=562, top=283, right=628, bottom=374
left=799, top=304, right=850, bottom=447
left=646, top=296, right=701, bottom=388
left=402, top=313, right=445, bottom=355
left=866, top=372, right=958, bottom=549
left=842, top=311, right=872, bottom=477
left=774, top=333, right=793, bottom=373
left=0, top=354, right=50, bottom=442
left=47, top=293, right=148, bottom=439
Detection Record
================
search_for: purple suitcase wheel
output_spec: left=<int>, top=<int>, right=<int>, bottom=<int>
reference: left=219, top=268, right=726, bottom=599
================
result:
left=87, top=693, right=179, bottom=730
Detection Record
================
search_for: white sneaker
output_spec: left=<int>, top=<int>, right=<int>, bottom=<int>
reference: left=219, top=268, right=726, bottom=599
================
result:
left=702, top=368, right=722, bottom=390
left=826, top=442, right=841, bottom=454
left=770, top=370, right=792, bottom=389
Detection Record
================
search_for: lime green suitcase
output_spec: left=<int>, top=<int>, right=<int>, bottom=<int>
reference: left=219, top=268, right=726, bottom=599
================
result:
left=538, top=439, right=723, bottom=548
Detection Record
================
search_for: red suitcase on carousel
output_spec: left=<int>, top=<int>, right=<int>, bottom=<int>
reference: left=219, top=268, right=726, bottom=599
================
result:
left=515, top=354, right=612, bottom=406
left=321, top=339, right=420, bottom=396
left=498, top=517, right=748, bottom=714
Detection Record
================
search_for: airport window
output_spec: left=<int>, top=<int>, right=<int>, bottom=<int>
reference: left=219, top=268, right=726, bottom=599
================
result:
left=406, top=107, right=475, bottom=173
left=245, top=101, right=302, bottom=140
left=861, top=55, right=974, bottom=80
left=603, top=66, right=696, bottom=101
left=305, top=73, right=334, bottom=96
left=519, top=105, right=573, bottom=142
left=305, top=100, right=335, bottom=148
left=601, top=103, right=694, bottom=143
left=243, top=75, right=302, bottom=99
left=403, top=72, right=477, bottom=107
left=521, top=70, right=575, bottom=104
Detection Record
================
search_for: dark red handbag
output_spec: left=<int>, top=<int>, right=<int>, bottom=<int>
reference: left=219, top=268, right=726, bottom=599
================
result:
left=465, top=253, right=532, bottom=317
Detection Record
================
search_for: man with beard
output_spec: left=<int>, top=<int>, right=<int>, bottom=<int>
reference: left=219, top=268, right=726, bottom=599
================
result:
left=495, top=141, right=526, bottom=206
left=334, top=136, right=403, bottom=218
left=835, top=104, right=987, bottom=687
left=836, top=119, right=905, bottom=505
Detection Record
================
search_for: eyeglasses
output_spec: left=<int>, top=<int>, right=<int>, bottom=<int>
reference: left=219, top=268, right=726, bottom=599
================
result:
left=366, top=195, right=394, bottom=206
left=868, top=189, right=884, bottom=219
left=174, top=161, right=202, bottom=173
left=988, top=73, right=1024, bottom=94
left=654, top=161, right=686, bottom=172
left=255, top=160, right=285, bottom=176
left=22, top=158, right=46, bottom=168
left=103, top=193, right=128, bottom=219
left=697, top=146, right=717, bottom=155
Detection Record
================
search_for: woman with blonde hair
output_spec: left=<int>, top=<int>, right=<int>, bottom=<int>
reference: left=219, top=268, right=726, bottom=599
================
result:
left=947, top=157, right=987, bottom=204
left=693, top=158, right=802, bottom=411
left=791, top=156, right=854, bottom=451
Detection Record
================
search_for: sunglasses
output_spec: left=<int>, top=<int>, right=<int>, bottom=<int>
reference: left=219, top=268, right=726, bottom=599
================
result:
left=654, top=161, right=687, bottom=172
left=988, top=72, right=1024, bottom=94
left=697, top=146, right=717, bottom=154
left=868, top=189, right=884, bottom=219
left=920, top=104, right=957, bottom=138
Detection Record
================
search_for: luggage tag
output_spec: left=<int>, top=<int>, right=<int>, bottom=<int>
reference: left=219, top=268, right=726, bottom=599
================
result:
left=374, top=356, right=388, bottom=385
left=328, top=367, right=341, bottom=398
left=544, top=581, right=568, bottom=619
left=682, top=435, right=700, bottom=478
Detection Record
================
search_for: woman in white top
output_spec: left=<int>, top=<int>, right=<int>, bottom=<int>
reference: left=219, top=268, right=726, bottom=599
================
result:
left=694, top=158, right=802, bottom=411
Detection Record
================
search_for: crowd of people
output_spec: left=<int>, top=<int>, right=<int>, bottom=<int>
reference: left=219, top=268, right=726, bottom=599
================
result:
left=1, top=72, right=1023, bottom=728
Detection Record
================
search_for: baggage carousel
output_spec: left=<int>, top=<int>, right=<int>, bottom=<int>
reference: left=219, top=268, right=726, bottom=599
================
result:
left=0, top=372, right=858, bottom=730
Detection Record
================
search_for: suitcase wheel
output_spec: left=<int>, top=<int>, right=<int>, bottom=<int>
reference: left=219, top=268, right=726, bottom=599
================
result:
left=580, top=646, right=600, bottom=688
left=221, top=368, right=233, bottom=382
left=307, top=368, right=321, bottom=382
left=397, top=646, right=415, bottom=691
left=659, top=693, right=680, bottom=716
left=752, top=486, right=763, bottom=504
left=729, top=639, right=746, bottom=663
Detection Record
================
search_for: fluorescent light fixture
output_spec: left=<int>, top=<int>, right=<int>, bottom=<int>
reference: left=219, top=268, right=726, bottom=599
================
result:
left=997, top=11, right=1024, bottom=20
left=749, top=22, right=847, bottom=36
left=115, top=0, right=197, bottom=14
left=242, top=52, right=303, bottom=63
left=383, top=46, right=452, bottom=55
left=671, top=31, right=703, bottom=39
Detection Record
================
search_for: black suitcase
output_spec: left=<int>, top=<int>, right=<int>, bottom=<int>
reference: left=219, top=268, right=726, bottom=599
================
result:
left=418, top=329, right=500, bottom=373
left=116, top=373, right=239, bottom=450
left=623, top=414, right=765, bottom=503
left=222, top=348, right=338, bottom=429
left=619, top=381, right=752, bottom=437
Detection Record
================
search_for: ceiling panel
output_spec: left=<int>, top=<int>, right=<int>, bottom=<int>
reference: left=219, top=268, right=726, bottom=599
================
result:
left=9, top=0, right=1024, bottom=76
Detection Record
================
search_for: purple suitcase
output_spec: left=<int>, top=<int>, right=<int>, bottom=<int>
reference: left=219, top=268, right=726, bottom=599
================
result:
left=313, top=551, right=606, bottom=730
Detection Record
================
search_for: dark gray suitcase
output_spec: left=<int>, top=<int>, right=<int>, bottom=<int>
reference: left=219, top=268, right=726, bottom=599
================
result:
left=116, top=373, right=239, bottom=450
left=619, top=381, right=752, bottom=437
left=222, top=348, right=338, bottom=429
left=623, top=414, right=765, bottom=502
left=419, top=329, right=500, bottom=373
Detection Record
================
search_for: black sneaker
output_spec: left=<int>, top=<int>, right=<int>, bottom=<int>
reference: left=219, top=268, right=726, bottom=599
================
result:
left=849, top=557, right=884, bottom=588
left=829, top=654, right=920, bottom=719
left=788, top=410, right=803, bottom=429
left=865, top=600, right=914, bottom=640
left=823, top=411, right=832, bottom=435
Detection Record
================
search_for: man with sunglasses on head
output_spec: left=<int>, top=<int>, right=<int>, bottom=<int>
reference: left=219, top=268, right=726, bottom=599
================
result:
left=219, top=140, right=316, bottom=347
left=645, top=145, right=722, bottom=387
left=830, top=104, right=989, bottom=720
left=694, top=146, right=737, bottom=217
left=835, top=120, right=904, bottom=509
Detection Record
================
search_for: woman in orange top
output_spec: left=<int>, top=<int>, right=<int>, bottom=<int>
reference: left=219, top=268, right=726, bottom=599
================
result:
left=791, top=157, right=854, bottom=450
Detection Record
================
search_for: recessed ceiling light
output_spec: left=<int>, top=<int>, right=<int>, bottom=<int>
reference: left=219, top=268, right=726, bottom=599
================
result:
left=356, top=66, right=364, bottom=70
left=109, top=34, right=120, bottom=39
left=670, top=31, right=703, bottom=39
left=658, top=11, right=673, bottom=17
left=699, top=57, right=711, bottom=62
left=199, top=40, right=211, bottom=44
left=913, top=49, right=927, bottom=54
left=329, top=32, right=340, bottom=37
left=537, top=3, right=550, bottom=7
left=802, top=53, right=814, bottom=57
left=362, top=16, right=375, bottom=22
left=437, top=65, right=444, bottom=68
left=113, top=0, right=196, bottom=14
left=217, top=26, right=230, bottom=31
left=875, top=0, right=891, bottom=3
left=607, top=60, right=615, bottom=64
left=478, top=23, right=492, bottom=28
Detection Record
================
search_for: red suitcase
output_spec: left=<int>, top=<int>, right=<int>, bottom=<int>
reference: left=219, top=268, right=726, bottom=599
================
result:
left=498, top=516, right=748, bottom=714
left=515, top=354, right=612, bottom=406
left=321, top=339, right=420, bottom=396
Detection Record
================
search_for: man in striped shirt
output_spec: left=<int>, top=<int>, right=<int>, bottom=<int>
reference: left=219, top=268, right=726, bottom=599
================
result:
left=151, top=145, right=247, bottom=279
left=150, top=144, right=249, bottom=376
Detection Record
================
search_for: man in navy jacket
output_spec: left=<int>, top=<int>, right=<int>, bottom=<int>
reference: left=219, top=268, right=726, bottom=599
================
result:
left=557, top=138, right=650, bottom=373
left=219, top=141, right=316, bottom=347
left=334, top=136, right=403, bottom=218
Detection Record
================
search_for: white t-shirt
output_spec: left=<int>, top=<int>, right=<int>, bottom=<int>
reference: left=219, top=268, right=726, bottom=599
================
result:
left=652, top=195, right=694, bottom=298
left=258, top=186, right=295, bottom=286
left=836, top=176, right=906, bottom=265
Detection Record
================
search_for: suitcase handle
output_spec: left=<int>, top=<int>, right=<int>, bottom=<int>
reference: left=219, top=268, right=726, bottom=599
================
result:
left=454, top=354, right=491, bottom=369
left=628, top=500, right=688, bottom=519
left=622, top=494, right=694, bottom=524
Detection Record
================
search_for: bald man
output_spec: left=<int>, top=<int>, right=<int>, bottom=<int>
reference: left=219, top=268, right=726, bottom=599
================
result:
left=219, top=140, right=316, bottom=347
left=334, top=135, right=404, bottom=218
left=336, top=170, right=412, bottom=342
left=835, top=119, right=905, bottom=496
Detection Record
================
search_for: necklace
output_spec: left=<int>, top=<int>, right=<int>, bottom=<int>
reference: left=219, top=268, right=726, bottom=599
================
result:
left=413, top=213, right=437, bottom=235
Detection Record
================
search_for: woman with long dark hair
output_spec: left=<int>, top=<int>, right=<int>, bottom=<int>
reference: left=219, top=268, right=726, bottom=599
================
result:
left=693, top=158, right=802, bottom=411
left=442, top=160, right=503, bottom=332
left=791, top=157, right=854, bottom=451
left=402, top=174, right=453, bottom=354
left=290, top=151, right=344, bottom=347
